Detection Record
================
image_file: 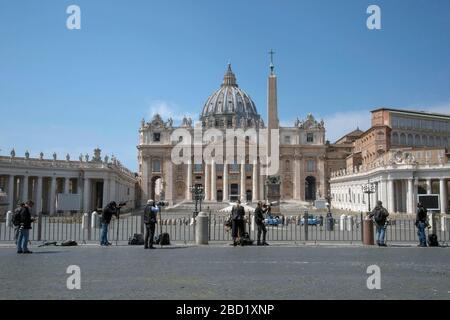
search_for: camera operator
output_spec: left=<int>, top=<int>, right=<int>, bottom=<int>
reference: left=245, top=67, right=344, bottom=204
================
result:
left=231, top=200, right=245, bottom=246
left=415, top=202, right=428, bottom=247
left=100, top=201, right=119, bottom=246
left=255, top=201, right=269, bottom=246
left=143, top=199, right=159, bottom=249
left=17, top=200, right=35, bottom=254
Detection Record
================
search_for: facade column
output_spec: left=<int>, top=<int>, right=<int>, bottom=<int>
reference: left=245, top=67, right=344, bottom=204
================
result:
left=109, top=178, right=116, bottom=203
left=210, top=160, right=217, bottom=202
left=379, top=178, right=387, bottom=206
left=35, top=176, right=43, bottom=214
left=165, top=157, right=173, bottom=204
left=293, top=157, right=300, bottom=200
left=22, top=175, right=29, bottom=202
left=204, top=162, right=210, bottom=201
left=102, top=177, right=109, bottom=208
left=426, top=179, right=432, bottom=194
left=387, top=179, right=395, bottom=213
left=50, top=176, right=56, bottom=214
left=252, top=159, right=258, bottom=202
left=141, top=156, right=149, bottom=206
left=440, top=178, right=448, bottom=214
left=223, top=160, right=229, bottom=202
left=407, top=178, right=414, bottom=214
left=7, top=175, right=15, bottom=211
left=186, top=160, right=192, bottom=200
left=240, top=161, right=246, bottom=202
left=83, top=177, right=90, bottom=213
left=77, top=178, right=82, bottom=211
left=299, top=158, right=305, bottom=201
left=64, top=177, right=70, bottom=194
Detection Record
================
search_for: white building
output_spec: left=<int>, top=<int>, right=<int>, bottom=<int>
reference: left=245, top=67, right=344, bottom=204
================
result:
left=0, top=148, right=137, bottom=215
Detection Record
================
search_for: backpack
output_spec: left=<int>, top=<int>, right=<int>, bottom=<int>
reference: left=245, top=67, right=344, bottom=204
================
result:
left=12, top=208, right=22, bottom=227
left=61, top=240, right=78, bottom=246
left=155, top=233, right=170, bottom=245
left=374, top=208, right=384, bottom=223
left=428, top=234, right=439, bottom=247
left=239, top=232, right=254, bottom=246
left=128, top=233, right=144, bottom=245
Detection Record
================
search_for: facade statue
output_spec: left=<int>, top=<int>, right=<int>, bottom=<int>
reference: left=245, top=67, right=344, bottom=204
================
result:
left=66, top=153, right=70, bottom=161
left=53, top=152, right=57, bottom=161
left=25, top=150, right=30, bottom=159
left=39, top=152, right=44, bottom=160
left=10, top=149, right=15, bottom=158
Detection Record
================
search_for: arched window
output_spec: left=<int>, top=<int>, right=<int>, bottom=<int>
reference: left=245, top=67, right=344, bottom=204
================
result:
left=392, top=132, right=399, bottom=145
left=415, top=134, right=421, bottom=146
left=429, top=136, right=435, bottom=147
left=422, top=135, right=428, bottom=146
left=400, top=133, right=406, bottom=145
left=407, top=134, right=413, bottom=146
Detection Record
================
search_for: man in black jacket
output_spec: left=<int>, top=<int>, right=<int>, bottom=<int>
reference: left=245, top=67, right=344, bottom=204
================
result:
left=416, top=202, right=428, bottom=247
left=100, top=201, right=118, bottom=246
left=17, top=200, right=35, bottom=254
left=143, top=199, right=159, bottom=249
left=368, top=201, right=389, bottom=247
left=231, top=200, right=245, bottom=246
left=255, top=202, right=268, bottom=246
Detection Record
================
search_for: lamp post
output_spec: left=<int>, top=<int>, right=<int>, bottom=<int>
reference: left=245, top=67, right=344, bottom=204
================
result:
left=190, top=185, right=204, bottom=218
left=362, top=180, right=376, bottom=212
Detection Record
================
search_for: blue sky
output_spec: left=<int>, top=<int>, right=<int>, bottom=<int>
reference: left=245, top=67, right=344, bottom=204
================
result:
left=1, top=0, right=449, bottom=171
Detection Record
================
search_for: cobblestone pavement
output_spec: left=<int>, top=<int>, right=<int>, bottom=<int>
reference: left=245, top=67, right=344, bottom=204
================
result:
left=0, top=244, right=449, bottom=300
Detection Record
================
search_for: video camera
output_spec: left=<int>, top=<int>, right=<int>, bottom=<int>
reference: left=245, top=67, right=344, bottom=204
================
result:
left=156, top=201, right=169, bottom=207
left=117, top=201, right=127, bottom=208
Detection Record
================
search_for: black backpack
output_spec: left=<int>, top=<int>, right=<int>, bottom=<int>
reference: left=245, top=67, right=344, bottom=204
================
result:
left=155, top=233, right=170, bottom=245
left=12, top=208, right=22, bottom=227
left=61, top=240, right=78, bottom=246
left=239, top=232, right=254, bottom=246
left=428, top=234, right=439, bottom=247
left=128, top=233, right=144, bottom=245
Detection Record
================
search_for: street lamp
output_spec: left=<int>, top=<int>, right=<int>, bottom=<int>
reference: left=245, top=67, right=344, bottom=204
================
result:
left=189, top=185, right=204, bottom=218
left=362, top=180, right=376, bottom=212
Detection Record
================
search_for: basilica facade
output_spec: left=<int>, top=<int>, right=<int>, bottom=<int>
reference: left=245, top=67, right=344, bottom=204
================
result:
left=137, top=63, right=351, bottom=206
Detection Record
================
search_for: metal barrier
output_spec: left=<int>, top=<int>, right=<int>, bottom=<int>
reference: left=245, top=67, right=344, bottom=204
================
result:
left=0, top=211, right=449, bottom=245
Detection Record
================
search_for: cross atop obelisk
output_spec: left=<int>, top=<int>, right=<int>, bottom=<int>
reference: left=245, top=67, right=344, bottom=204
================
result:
left=269, top=49, right=275, bottom=74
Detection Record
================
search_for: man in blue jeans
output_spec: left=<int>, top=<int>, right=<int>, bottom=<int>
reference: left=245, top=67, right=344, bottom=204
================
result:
left=100, top=201, right=118, bottom=246
left=17, top=200, right=35, bottom=254
left=368, top=201, right=389, bottom=247
left=415, top=202, right=428, bottom=247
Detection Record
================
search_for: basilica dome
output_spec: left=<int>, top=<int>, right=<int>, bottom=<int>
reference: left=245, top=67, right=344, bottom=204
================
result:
left=200, top=64, right=261, bottom=127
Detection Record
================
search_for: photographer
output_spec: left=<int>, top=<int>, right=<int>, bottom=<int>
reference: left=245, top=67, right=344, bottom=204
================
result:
left=368, top=200, right=389, bottom=247
left=415, top=202, right=428, bottom=247
left=17, top=200, right=35, bottom=254
left=100, top=201, right=119, bottom=246
left=143, top=199, right=159, bottom=249
left=231, top=200, right=245, bottom=246
left=255, top=202, right=268, bottom=246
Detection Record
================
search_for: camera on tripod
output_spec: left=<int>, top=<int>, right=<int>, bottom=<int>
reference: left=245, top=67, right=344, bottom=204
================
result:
left=117, top=201, right=127, bottom=208
left=156, top=201, right=169, bottom=207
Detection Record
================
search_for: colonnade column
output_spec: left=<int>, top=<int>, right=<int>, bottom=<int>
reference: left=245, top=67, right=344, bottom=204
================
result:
left=36, top=176, right=43, bottom=214
left=223, top=161, right=229, bottom=202
left=210, top=160, right=217, bottom=202
left=407, top=178, right=414, bottom=214
left=440, top=178, right=448, bottom=214
left=426, top=179, right=432, bottom=194
left=64, top=178, right=70, bottom=194
left=7, top=175, right=15, bottom=211
left=22, top=175, right=29, bottom=202
left=387, top=179, right=395, bottom=213
left=50, top=176, right=56, bottom=214
left=83, top=177, right=90, bottom=213
left=204, top=162, right=210, bottom=201
left=186, top=160, right=192, bottom=200
left=252, top=159, right=258, bottom=202
left=102, top=177, right=110, bottom=208
left=240, top=161, right=246, bottom=202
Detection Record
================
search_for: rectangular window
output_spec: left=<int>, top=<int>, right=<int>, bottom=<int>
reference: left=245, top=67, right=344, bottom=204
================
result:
left=152, top=160, right=161, bottom=173
left=153, top=132, right=161, bottom=142
left=307, top=133, right=314, bottom=143
left=306, top=160, right=315, bottom=172
left=194, top=164, right=203, bottom=173
left=284, top=135, right=291, bottom=144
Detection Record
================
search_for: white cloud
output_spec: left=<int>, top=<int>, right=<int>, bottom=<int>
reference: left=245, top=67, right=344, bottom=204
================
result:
left=322, top=109, right=371, bottom=143
left=148, top=100, right=198, bottom=124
